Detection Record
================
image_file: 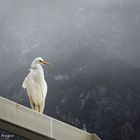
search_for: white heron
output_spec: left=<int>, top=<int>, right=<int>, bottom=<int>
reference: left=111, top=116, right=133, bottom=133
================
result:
left=22, top=57, right=51, bottom=113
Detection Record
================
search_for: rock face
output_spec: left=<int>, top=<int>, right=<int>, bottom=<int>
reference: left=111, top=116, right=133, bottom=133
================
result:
left=46, top=51, right=140, bottom=140
left=1, top=49, right=140, bottom=140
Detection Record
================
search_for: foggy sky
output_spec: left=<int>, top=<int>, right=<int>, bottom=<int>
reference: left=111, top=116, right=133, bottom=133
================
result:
left=0, top=0, right=140, bottom=72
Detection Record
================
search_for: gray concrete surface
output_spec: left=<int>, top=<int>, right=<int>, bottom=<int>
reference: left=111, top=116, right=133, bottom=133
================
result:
left=0, top=96, right=101, bottom=140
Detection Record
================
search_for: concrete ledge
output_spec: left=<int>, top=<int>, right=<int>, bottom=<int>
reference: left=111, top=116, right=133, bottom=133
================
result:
left=0, top=96, right=101, bottom=140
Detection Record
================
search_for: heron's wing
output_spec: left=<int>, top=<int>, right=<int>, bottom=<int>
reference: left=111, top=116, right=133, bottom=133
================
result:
left=35, top=80, right=47, bottom=100
left=41, top=80, right=47, bottom=99
left=32, top=75, right=47, bottom=100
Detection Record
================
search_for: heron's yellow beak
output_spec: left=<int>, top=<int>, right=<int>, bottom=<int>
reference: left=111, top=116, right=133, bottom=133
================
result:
left=41, top=60, right=52, bottom=66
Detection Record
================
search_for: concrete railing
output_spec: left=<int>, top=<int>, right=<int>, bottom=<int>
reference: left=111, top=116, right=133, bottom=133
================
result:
left=0, top=96, right=101, bottom=140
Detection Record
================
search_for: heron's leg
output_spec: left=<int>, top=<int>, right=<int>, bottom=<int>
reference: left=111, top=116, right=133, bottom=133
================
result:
left=29, top=96, right=35, bottom=110
left=38, top=104, right=40, bottom=113
left=34, top=105, right=38, bottom=112
left=32, top=103, right=35, bottom=110
left=40, top=100, right=45, bottom=114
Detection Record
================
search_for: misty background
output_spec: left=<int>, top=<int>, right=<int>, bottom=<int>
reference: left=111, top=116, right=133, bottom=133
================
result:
left=0, top=0, right=140, bottom=140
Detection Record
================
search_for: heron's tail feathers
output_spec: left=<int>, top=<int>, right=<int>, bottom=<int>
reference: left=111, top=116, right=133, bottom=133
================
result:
left=22, top=77, right=27, bottom=89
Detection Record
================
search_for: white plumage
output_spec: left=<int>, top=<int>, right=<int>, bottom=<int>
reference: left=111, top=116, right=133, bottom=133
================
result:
left=22, top=57, right=51, bottom=113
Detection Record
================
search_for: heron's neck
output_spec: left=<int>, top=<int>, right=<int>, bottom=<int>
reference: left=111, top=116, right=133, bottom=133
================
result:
left=31, top=64, right=44, bottom=72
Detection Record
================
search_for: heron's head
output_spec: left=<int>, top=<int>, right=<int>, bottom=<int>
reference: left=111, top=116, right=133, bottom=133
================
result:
left=31, top=57, right=51, bottom=68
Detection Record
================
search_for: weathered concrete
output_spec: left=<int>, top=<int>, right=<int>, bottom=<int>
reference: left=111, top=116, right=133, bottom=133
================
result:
left=0, top=96, right=101, bottom=140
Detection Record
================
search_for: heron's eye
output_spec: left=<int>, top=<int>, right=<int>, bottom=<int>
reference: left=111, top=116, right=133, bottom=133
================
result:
left=39, top=60, right=42, bottom=62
